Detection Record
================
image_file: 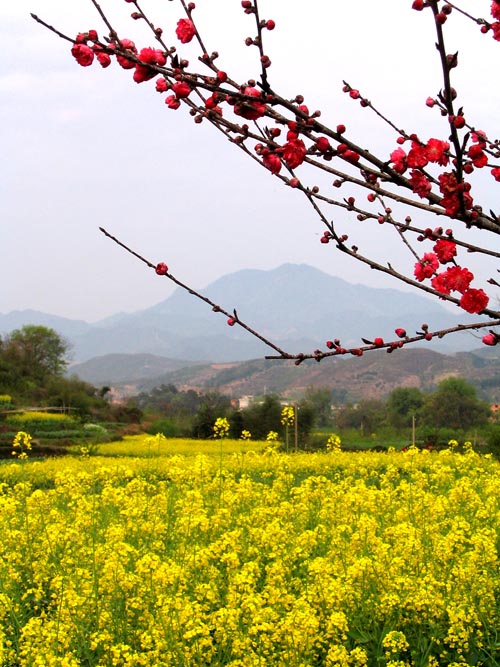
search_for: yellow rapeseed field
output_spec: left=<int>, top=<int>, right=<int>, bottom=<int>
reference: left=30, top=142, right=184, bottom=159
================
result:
left=0, top=436, right=499, bottom=666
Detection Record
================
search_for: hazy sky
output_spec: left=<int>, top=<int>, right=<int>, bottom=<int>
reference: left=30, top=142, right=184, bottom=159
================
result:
left=2, top=1, right=498, bottom=322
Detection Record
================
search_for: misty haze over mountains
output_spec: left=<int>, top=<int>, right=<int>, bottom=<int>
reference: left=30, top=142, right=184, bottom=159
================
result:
left=0, top=264, right=484, bottom=364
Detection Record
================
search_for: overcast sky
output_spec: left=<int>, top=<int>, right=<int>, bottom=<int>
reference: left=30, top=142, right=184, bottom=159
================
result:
left=2, top=1, right=498, bottom=322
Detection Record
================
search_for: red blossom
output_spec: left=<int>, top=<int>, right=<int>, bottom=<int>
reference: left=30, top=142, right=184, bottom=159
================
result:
left=407, top=141, right=428, bottom=169
left=95, top=49, right=111, bottom=68
left=262, top=152, right=282, bottom=174
left=155, top=263, right=168, bottom=275
left=395, top=328, right=407, bottom=338
left=390, top=147, right=407, bottom=174
left=156, top=77, right=168, bottom=92
left=483, top=333, right=498, bottom=346
left=115, top=39, right=137, bottom=69
left=165, top=95, right=181, bottom=110
left=460, top=288, right=489, bottom=314
left=176, top=18, right=196, bottom=44
left=281, top=136, right=307, bottom=169
left=343, top=150, right=360, bottom=164
left=426, top=138, right=449, bottom=166
left=133, top=64, right=156, bottom=83
left=410, top=170, right=431, bottom=198
left=442, top=266, right=474, bottom=293
left=492, top=1, right=500, bottom=20
left=414, top=252, right=439, bottom=282
left=71, top=43, right=95, bottom=67
left=172, top=81, right=192, bottom=98
left=433, top=239, right=457, bottom=264
left=492, top=167, right=500, bottom=181
left=234, top=87, right=266, bottom=121
left=316, top=137, right=331, bottom=153
left=431, top=272, right=451, bottom=295
left=468, top=143, right=488, bottom=168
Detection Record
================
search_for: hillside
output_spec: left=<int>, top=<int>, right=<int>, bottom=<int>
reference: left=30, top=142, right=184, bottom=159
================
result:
left=71, top=347, right=500, bottom=403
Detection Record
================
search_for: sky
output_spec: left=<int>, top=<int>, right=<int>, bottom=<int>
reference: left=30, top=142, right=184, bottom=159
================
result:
left=2, top=1, right=499, bottom=323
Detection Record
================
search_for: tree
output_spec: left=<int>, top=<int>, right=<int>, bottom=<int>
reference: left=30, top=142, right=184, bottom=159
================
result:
left=387, top=387, right=424, bottom=429
left=304, top=387, right=333, bottom=428
left=33, top=2, right=500, bottom=361
left=420, top=377, right=490, bottom=430
left=191, top=391, right=232, bottom=438
left=2, top=326, right=69, bottom=387
left=336, top=400, right=387, bottom=434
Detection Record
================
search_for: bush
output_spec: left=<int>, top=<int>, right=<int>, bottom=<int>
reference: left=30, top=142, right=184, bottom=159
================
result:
left=145, top=419, right=181, bottom=438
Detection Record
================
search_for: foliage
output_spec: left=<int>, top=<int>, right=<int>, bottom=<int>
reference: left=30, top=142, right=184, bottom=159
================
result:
left=386, top=387, right=425, bottom=429
left=145, top=417, right=181, bottom=438
left=420, top=376, right=491, bottom=430
left=191, top=392, right=232, bottom=439
left=1, top=445, right=500, bottom=664
left=1, top=325, right=68, bottom=386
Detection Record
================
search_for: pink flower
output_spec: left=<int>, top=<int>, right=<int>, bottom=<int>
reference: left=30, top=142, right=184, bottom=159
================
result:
left=176, top=18, right=196, bottom=44
left=71, top=43, right=94, bottom=67
left=460, top=288, right=489, bottom=313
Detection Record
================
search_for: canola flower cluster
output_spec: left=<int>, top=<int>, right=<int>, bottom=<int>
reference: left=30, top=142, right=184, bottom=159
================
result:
left=6, top=412, right=76, bottom=424
left=0, top=442, right=500, bottom=666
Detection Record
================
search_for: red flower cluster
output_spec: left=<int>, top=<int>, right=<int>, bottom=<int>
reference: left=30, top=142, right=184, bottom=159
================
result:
left=133, top=47, right=166, bottom=83
left=431, top=266, right=473, bottom=295
left=438, top=172, right=473, bottom=217
left=175, top=19, right=196, bottom=44
left=390, top=137, right=449, bottom=174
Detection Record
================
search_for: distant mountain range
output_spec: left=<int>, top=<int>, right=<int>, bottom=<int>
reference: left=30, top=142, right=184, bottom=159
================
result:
left=68, top=347, right=500, bottom=404
left=0, top=264, right=487, bottom=365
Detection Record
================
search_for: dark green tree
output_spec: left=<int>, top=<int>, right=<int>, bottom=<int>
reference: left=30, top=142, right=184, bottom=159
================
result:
left=420, top=377, right=490, bottom=430
left=387, top=387, right=424, bottom=429
left=304, top=386, right=333, bottom=428
left=240, top=395, right=282, bottom=440
left=3, top=325, right=69, bottom=385
left=336, top=400, right=387, bottom=434
left=191, top=392, right=232, bottom=439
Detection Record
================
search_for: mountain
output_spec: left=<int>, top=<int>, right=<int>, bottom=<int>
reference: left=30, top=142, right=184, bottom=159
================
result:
left=68, top=346, right=500, bottom=404
left=68, top=353, right=199, bottom=385
left=0, top=264, right=486, bottom=363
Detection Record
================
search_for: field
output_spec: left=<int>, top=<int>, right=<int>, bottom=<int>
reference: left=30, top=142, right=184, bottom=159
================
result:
left=1, top=435, right=500, bottom=666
